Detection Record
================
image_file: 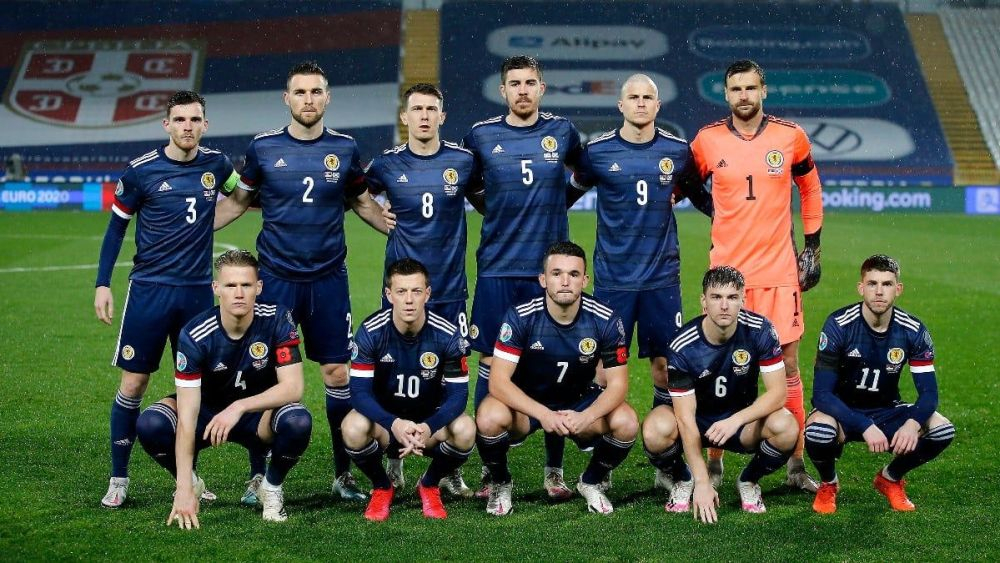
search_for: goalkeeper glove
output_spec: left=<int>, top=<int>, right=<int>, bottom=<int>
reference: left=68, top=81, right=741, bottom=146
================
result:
left=797, top=231, right=821, bottom=292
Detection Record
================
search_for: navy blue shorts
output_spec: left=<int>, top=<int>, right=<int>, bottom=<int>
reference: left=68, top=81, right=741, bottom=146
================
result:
left=594, top=285, right=683, bottom=359
left=113, top=280, right=213, bottom=374
left=510, top=385, right=603, bottom=448
left=380, top=298, right=469, bottom=339
left=844, top=403, right=918, bottom=442
left=696, top=411, right=754, bottom=454
left=470, top=276, right=543, bottom=354
left=194, top=402, right=266, bottom=451
left=260, top=266, right=351, bottom=364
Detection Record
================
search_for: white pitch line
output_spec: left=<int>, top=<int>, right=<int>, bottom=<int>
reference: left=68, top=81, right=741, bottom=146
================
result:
left=0, top=242, right=240, bottom=274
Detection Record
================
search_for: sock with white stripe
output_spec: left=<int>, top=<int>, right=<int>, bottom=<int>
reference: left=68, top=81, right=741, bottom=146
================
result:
left=421, top=441, right=474, bottom=486
left=110, top=391, right=142, bottom=478
left=474, top=363, right=491, bottom=411
left=346, top=440, right=390, bottom=489
left=265, top=404, right=312, bottom=486
left=476, top=432, right=512, bottom=483
left=645, top=442, right=691, bottom=482
left=325, top=384, right=352, bottom=476
left=135, top=402, right=178, bottom=476
left=652, top=385, right=672, bottom=409
left=804, top=422, right=842, bottom=483
left=885, top=423, right=956, bottom=480
left=740, top=439, right=791, bottom=483
left=582, top=434, right=635, bottom=485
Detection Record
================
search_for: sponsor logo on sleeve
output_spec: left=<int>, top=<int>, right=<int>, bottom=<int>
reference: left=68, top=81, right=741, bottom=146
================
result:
left=498, top=323, right=513, bottom=343
left=175, top=351, right=187, bottom=371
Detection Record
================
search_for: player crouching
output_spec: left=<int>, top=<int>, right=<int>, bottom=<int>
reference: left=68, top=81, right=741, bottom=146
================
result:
left=806, top=255, right=954, bottom=514
left=475, top=241, right=638, bottom=516
left=136, top=250, right=312, bottom=527
left=344, top=259, right=474, bottom=521
left=647, top=266, right=797, bottom=523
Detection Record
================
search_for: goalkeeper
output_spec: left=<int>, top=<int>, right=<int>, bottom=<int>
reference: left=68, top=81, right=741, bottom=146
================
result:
left=690, top=59, right=823, bottom=493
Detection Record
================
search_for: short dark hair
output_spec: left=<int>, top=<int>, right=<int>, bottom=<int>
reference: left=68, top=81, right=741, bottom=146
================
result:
left=542, top=241, right=587, bottom=273
left=861, top=254, right=900, bottom=278
left=214, top=249, right=258, bottom=273
left=401, top=83, right=444, bottom=108
left=725, top=59, right=766, bottom=86
left=385, top=258, right=430, bottom=288
left=166, top=90, right=205, bottom=118
left=286, top=61, right=327, bottom=89
left=702, top=266, right=745, bottom=293
left=501, top=55, right=542, bottom=83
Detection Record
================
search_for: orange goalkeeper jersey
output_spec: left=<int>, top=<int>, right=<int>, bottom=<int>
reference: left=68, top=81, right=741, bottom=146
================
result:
left=691, top=115, right=823, bottom=288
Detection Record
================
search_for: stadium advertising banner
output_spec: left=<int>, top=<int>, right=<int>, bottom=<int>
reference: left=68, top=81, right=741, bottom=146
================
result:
left=441, top=1, right=953, bottom=187
left=0, top=2, right=401, bottom=181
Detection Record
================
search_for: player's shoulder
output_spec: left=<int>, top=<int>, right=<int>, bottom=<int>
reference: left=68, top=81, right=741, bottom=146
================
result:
left=580, top=294, right=615, bottom=321
left=766, top=115, right=803, bottom=130
left=655, top=127, right=688, bottom=145
left=538, top=111, right=569, bottom=123
left=827, top=302, right=863, bottom=328
left=670, top=318, right=703, bottom=352
left=441, top=140, right=474, bottom=157
left=360, top=308, right=393, bottom=334
left=127, top=149, right=161, bottom=170
left=426, top=310, right=460, bottom=337
left=183, top=307, right=222, bottom=342
left=891, top=306, right=926, bottom=334
left=381, top=143, right=408, bottom=156
left=252, top=127, right=286, bottom=142
left=469, top=115, right=505, bottom=132
left=586, top=130, right=617, bottom=147
left=737, top=309, right=769, bottom=330
left=513, top=296, right=545, bottom=318
left=695, top=117, right=730, bottom=137
left=324, top=127, right=357, bottom=142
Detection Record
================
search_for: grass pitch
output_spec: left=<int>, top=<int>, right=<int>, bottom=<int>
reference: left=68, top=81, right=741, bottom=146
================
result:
left=0, top=210, right=997, bottom=561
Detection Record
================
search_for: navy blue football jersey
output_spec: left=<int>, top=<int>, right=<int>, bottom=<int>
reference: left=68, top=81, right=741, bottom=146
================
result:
left=239, top=127, right=367, bottom=281
left=112, top=146, right=235, bottom=285
left=493, top=294, right=628, bottom=409
left=572, top=128, right=701, bottom=290
left=349, top=309, right=469, bottom=428
left=463, top=113, right=582, bottom=277
left=174, top=303, right=302, bottom=410
left=667, top=310, right=785, bottom=416
left=365, top=141, right=481, bottom=303
left=815, top=303, right=935, bottom=412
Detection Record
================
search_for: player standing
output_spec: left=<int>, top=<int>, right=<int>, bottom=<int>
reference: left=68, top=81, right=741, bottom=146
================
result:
left=215, top=61, right=389, bottom=502
left=464, top=56, right=583, bottom=498
left=690, top=60, right=823, bottom=492
left=136, top=250, right=312, bottom=526
left=94, top=90, right=237, bottom=508
left=806, top=255, right=954, bottom=513
left=365, top=83, right=482, bottom=496
left=343, top=258, right=474, bottom=521
left=569, top=74, right=712, bottom=492
left=654, top=266, right=798, bottom=523
left=475, top=242, right=638, bottom=516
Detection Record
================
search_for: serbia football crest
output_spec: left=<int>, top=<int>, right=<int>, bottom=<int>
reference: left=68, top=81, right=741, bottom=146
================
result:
left=6, top=40, right=204, bottom=127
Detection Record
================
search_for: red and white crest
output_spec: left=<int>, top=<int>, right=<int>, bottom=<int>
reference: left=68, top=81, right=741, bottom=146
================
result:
left=5, top=40, right=204, bottom=128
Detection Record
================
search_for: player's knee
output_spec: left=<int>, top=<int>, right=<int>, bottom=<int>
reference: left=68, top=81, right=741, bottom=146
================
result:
left=340, top=411, right=372, bottom=448
left=806, top=409, right=836, bottom=427
left=136, top=402, right=176, bottom=451
left=804, top=420, right=839, bottom=447
left=609, top=404, right=639, bottom=441
left=273, top=404, right=312, bottom=439
left=119, top=371, right=150, bottom=398
left=449, top=414, right=477, bottom=449
left=925, top=415, right=956, bottom=446
left=475, top=399, right=511, bottom=435
left=642, top=407, right=678, bottom=445
left=321, top=363, right=348, bottom=387
left=766, top=410, right=798, bottom=450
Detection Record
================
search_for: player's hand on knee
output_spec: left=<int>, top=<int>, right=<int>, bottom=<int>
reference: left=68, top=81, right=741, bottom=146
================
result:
left=693, top=482, right=719, bottom=524
left=890, top=420, right=921, bottom=455
left=540, top=410, right=570, bottom=436
left=706, top=418, right=739, bottom=445
left=205, top=406, right=241, bottom=446
left=862, top=425, right=889, bottom=453
left=95, top=286, right=114, bottom=325
left=558, top=410, right=593, bottom=435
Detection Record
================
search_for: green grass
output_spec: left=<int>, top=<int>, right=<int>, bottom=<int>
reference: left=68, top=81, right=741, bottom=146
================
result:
left=1, top=210, right=998, bottom=561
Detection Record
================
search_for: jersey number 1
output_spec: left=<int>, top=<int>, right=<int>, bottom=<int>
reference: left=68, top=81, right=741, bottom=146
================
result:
left=745, top=175, right=756, bottom=201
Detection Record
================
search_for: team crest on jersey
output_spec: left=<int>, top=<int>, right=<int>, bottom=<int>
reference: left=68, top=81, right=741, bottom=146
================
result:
left=200, top=172, right=215, bottom=189
left=818, top=332, right=828, bottom=351
left=658, top=158, right=674, bottom=175
left=499, top=323, right=513, bottom=343
left=732, top=349, right=751, bottom=366
left=887, top=347, right=905, bottom=364
left=470, top=324, right=480, bottom=340
left=324, top=154, right=340, bottom=171
left=121, top=345, right=135, bottom=361
left=6, top=39, right=204, bottom=128
left=249, top=341, right=269, bottom=360
left=443, top=168, right=459, bottom=185
left=175, top=351, right=187, bottom=371
left=541, top=136, right=560, bottom=162
left=420, top=352, right=440, bottom=370
left=766, top=150, right=784, bottom=176
left=578, top=338, right=597, bottom=355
